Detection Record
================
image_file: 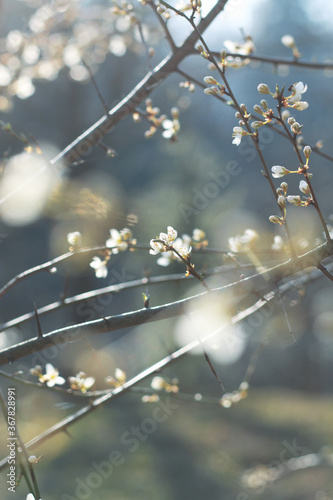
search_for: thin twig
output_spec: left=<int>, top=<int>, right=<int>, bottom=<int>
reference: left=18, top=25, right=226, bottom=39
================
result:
left=317, top=262, right=333, bottom=282
left=82, top=60, right=109, bottom=115
left=34, top=303, right=43, bottom=338
left=179, top=11, right=298, bottom=258
left=210, top=50, right=333, bottom=70
left=147, top=0, right=177, bottom=50
left=276, top=106, right=331, bottom=242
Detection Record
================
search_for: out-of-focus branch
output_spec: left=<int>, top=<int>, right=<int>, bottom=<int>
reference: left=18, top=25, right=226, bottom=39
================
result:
left=242, top=449, right=333, bottom=491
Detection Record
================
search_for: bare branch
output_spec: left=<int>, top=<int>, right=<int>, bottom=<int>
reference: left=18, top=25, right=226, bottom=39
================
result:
left=1, top=241, right=333, bottom=366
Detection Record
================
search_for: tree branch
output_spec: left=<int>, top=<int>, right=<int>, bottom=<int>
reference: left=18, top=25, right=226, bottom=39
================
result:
left=1, top=241, right=332, bottom=366
left=50, top=0, right=228, bottom=168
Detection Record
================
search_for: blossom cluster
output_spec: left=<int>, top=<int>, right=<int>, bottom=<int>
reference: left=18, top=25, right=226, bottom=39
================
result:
left=228, top=229, right=258, bottom=253
left=150, top=376, right=179, bottom=393
left=68, top=371, right=96, bottom=393
left=105, top=368, right=127, bottom=388
left=200, top=35, right=255, bottom=71
left=269, top=149, right=314, bottom=225
left=150, top=226, right=207, bottom=267
left=139, top=99, right=180, bottom=141
left=67, top=227, right=136, bottom=279
left=30, top=364, right=95, bottom=393
left=231, top=81, right=309, bottom=147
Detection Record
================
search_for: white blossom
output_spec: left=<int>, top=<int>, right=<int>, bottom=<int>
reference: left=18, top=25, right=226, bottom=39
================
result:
left=67, top=231, right=82, bottom=248
left=151, top=376, right=166, bottom=390
left=232, top=126, right=245, bottom=146
left=106, top=228, right=130, bottom=253
left=228, top=229, right=258, bottom=252
left=39, top=363, right=65, bottom=387
left=90, top=256, right=108, bottom=278
left=69, top=372, right=95, bottom=393
left=224, top=38, right=255, bottom=55
left=150, top=240, right=164, bottom=255
left=289, top=82, right=307, bottom=104
left=281, top=35, right=295, bottom=48
left=192, top=228, right=205, bottom=242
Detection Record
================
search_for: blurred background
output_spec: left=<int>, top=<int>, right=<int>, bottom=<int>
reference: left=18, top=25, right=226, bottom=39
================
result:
left=0, top=0, right=333, bottom=498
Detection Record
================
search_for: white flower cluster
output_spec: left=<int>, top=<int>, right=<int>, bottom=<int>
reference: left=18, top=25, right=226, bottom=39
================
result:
left=68, top=371, right=95, bottom=393
left=150, top=226, right=206, bottom=267
left=30, top=363, right=65, bottom=388
left=228, top=229, right=258, bottom=253
left=232, top=81, right=309, bottom=147
left=30, top=364, right=96, bottom=393
left=223, top=37, right=255, bottom=68
left=150, top=226, right=192, bottom=266
left=67, top=228, right=136, bottom=279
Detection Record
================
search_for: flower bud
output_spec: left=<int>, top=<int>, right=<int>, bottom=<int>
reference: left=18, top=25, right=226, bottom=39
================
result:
left=293, top=101, right=309, bottom=111
left=251, top=121, right=264, bottom=129
left=196, top=44, right=204, bottom=52
left=281, top=34, right=296, bottom=48
left=257, top=83, right=270, bottom=94
left=281, top=110, right=290, bottom=121
left=287, top=195, right=302, bottom=206
left=220, top=49, right=227, bottom=60
left=269, top=215, right=281, bottom=224
left=171, top=107, right=179, bottom=119
left=260, top=99, right=268, bottom=110
left=132, top=112, right=141, bottom=123
left=287, top=116, right=295, bottom=125
left=280, top=182, right=288, bottom=193
left=253, top=104, right=263, bottom=115
left=203, top=76, right=217, bottom=85
left=276, top=188, right=284, bottom=196
left=303, top=145, right=312, bottom=159
left=291, top=122, right=301, bottom=133
left=235, top=111, right=241, bottom=119
left=271, top=165, right=290, bottom=178
left=204, top=87, right=218, bottom=95
left=277, top=195, right=286, bottom=208
left=240, top=103, right=247, bottom=112
left=299, top=180, right=310, bottom=194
